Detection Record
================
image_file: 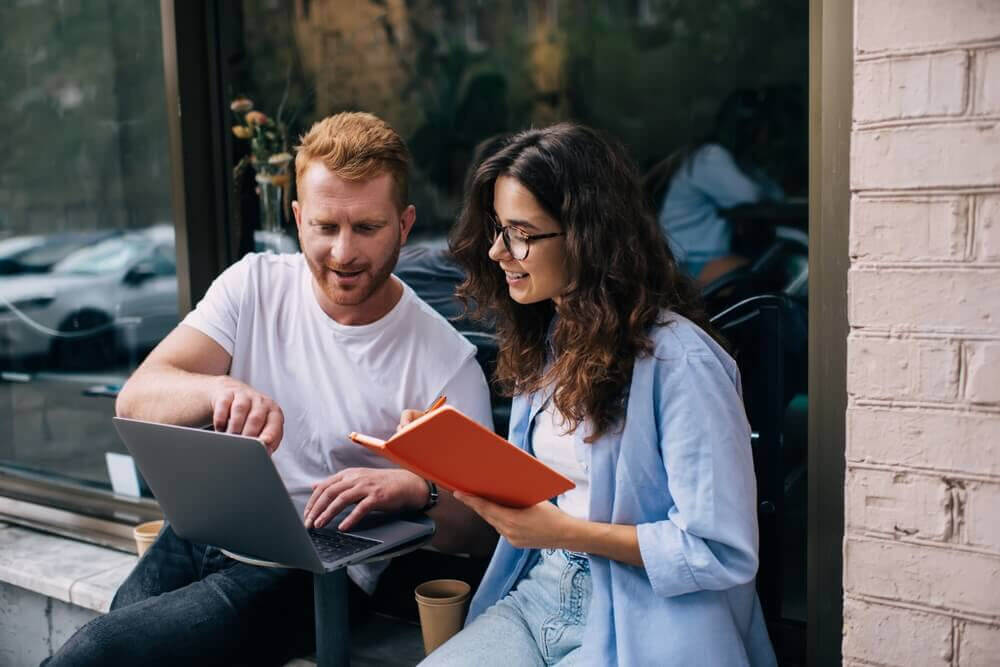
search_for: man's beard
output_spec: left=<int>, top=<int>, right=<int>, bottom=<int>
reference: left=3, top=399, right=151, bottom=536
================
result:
left=320, top=239, right=401, bottom=307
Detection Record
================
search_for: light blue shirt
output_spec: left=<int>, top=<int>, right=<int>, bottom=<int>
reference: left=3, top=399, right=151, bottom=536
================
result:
left=466, top=313, right=777, bottom=666
left=659, top=144, right=781, bottom=270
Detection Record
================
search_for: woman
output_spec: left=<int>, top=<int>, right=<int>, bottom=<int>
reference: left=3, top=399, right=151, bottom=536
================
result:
left=654, top=89, right=784, bottom=284
left=411, top=124, right=775, bottom=666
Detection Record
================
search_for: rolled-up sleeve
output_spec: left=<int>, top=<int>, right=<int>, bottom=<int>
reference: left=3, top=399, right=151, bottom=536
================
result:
left=636, top=351, right=759, bottom=598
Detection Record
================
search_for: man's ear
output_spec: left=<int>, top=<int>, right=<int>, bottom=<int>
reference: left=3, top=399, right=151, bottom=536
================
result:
left=291, top=200, right=302, bottom=232
left=399, top=204, right=416, bottom=245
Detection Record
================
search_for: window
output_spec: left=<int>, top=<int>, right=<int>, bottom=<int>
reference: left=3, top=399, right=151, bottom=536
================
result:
left=0, top=2, right=175, bottom=506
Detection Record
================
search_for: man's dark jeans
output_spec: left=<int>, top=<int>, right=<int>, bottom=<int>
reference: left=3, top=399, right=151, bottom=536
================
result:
left=42, top=524, right=318, bottom=666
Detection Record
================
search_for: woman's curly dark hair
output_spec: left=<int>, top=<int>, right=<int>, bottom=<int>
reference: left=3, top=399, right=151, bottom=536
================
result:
left=450, top=123, right=717, bottom=441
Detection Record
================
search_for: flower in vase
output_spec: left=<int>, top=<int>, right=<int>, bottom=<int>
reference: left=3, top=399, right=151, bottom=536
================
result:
left=245, top=110, right=269, bottom=126
left=268, top=152, right=293, bottom=166
left=232, top=125, right=252, bottom=139
left=230, top=97, right=254, bottom=113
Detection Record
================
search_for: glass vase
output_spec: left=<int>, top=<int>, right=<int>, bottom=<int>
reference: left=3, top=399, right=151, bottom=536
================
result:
left=255, top=173, right=285, bottom=234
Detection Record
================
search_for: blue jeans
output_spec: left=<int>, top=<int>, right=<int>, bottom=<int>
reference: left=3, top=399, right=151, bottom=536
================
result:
left=421, top=549, right=592, bottom=667
left=42, top=524, right=319, bottom=667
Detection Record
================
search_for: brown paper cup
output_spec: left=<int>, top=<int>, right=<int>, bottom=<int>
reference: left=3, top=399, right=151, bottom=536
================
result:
left=414, top=579, right=472, bottom=655
left=133, top=520, right=164, bottom=557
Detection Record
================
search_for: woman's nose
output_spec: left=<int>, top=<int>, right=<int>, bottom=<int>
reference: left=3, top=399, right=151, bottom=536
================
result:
left=487, top=231, right=509, bottom=262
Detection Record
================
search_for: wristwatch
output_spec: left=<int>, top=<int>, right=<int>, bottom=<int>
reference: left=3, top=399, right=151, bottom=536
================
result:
left=420, top=479, right=439, bottom=512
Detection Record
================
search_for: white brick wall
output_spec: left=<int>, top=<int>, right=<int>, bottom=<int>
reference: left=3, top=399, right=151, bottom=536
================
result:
left=854, top=52, right=969, bottom=123
left=972, top=48, right=1000, bottom=115
left=850, top=197, right=968, bottom=262
left=851, top=123, right=1000, bottom=190
left=856, top=0, right=1000, bottom=54
left=847, top=2, right=1000, bottom=664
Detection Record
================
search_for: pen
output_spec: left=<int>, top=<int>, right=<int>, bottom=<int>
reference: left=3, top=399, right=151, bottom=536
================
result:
left=425, top=395, right=446, bottom=415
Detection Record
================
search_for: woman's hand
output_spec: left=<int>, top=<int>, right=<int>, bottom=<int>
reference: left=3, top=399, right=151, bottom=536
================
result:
left=397, top=408, right=423, bottom=431
left=453, top=492, right=580, bottom=550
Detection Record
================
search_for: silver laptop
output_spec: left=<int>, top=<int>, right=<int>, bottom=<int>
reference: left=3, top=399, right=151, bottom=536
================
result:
left=113, top=417, right=435, bottom=574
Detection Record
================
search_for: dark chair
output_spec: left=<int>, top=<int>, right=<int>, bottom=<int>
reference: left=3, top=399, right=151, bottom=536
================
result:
left=709, top=295, right=804, bottom=628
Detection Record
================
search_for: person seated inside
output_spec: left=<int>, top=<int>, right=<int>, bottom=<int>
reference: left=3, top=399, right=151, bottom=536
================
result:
left=402, top=123, right=776, bottom=665
left=43, top=111, right=496, bottom=667
left=654, top=89, right=784, bottom=285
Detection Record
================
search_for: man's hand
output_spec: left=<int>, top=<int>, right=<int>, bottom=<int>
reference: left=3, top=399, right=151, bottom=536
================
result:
left=453, top=492, right=580, bottom=550
left=210, top=376, right=284, bottom=453
left=303, top=468, right=428, bottom=532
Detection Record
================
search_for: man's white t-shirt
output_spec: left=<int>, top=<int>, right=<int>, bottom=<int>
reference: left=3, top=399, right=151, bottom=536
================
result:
left=182, top=252, right=493, bottom=591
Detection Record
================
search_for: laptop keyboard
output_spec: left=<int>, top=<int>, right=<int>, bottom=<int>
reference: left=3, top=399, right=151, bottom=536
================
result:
left=308, top=529, right=382, bottom=563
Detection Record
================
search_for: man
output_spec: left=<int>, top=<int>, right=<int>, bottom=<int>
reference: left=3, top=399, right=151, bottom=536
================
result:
left=45, top=112, right=495, bottom=666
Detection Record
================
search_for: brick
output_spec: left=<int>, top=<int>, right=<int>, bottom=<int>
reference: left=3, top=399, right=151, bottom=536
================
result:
left=845, top=469, right=954, bottom=541
left=847, top=468, right=954, bottom=540
left=965, top=482, right=1000, bottom=553
left=855, top=52, right=968, bottom=123
left=965, top=342, right=1000, bottom=404
left=847, top=408, right=1000, bottom=478
left=852, top=123, right=1000, bottom=190
left=973, top=48, right=1000, bottom=115
left=851, top=197, right=968, bottom=261
left=847, top=335, right=960, bottom=401
left=844, top=538, right=1000, bottom=615
left=975, top=195, right=1000, bottom=261
left=856, top=0, right=1000, bottom=54
left=843, top=597, right=953, bottom=665
left=959, top=621, right=1000, bottom=666
left=849, top=269, right=1000, bottom=334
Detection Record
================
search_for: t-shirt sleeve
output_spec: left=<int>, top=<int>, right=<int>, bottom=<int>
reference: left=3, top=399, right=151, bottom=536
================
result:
left=180, top=256, right=251, bottom=356
left=691, top=144, right=764, bottom=210
left=438, top=354, right=494, bottom=432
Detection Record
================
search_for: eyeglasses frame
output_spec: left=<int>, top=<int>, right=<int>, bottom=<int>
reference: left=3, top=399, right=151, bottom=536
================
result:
left=490, top=218, right=565, bottom=260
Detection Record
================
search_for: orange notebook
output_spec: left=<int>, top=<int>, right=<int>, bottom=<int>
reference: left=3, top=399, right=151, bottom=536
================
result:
left=349, top=405, right=575, bottom=508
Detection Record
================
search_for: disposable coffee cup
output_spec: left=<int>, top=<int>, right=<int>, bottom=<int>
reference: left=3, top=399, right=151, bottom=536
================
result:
left=133, top=519, right=164, bottom=557
left=414, top=579, right=471, bottom=655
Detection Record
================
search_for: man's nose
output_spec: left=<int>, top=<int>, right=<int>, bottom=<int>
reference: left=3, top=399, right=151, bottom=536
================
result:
left=329, top=229, right=360, bottom=265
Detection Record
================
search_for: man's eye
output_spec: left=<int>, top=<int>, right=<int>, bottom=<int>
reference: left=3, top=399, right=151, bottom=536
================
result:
left=356, top=225, right=378, bottom=234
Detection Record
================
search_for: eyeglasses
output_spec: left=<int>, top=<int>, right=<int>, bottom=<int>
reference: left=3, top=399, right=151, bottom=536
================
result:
left=490, top=219, right=564, bottom=260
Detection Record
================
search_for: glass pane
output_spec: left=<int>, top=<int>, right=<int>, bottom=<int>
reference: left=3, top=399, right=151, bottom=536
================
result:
left=231, top=1, right=808, bottom=655
left=0, top=1, right=175, bottom=492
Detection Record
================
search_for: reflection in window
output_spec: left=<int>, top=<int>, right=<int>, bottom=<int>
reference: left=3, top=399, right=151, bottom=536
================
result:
left=0, top=2, right=175, bottom=493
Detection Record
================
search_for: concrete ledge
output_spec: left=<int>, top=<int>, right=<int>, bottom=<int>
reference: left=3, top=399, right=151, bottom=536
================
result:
left=0, top=521, right=427, bottom=666
left=0, top=521, right=136, bottom=613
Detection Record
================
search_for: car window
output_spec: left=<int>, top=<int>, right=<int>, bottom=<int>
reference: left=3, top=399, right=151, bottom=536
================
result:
left=53, top=236, right=152, bottom=276
left=150, top=243, right=176, bottom=276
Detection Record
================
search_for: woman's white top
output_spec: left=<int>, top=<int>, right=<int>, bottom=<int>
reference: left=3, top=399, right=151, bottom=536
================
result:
left=531, top=398, right=590, bottom=519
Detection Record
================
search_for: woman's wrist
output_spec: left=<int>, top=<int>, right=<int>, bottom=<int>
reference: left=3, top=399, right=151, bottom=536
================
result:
left=558, top=518, right=643, bottom=567
left=556, top=515, right=593, bottom=552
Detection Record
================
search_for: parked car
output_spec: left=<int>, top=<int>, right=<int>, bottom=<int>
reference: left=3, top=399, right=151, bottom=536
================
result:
left=0, top=230, right=122, bottom=275
left=0, top=225, right=299, bottom=371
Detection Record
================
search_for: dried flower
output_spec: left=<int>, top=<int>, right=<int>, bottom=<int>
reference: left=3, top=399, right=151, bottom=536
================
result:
left=230, top=97, right=253, bottom=113
left=245, top=110, right=269, bottom=126
left=267, top=152, right=293, bottom=166
left=232, top=125, right=252, bottom=139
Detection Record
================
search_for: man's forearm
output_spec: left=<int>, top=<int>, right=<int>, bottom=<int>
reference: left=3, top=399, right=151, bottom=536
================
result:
left=115, top=363, right=219, bottom=425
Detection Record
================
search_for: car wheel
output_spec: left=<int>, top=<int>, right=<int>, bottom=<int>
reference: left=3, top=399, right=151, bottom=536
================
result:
left=51, top=309, right=118, bottom=371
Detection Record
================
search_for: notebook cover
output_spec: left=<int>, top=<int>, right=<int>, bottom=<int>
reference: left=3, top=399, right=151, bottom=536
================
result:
left=351, top=406, right=575, bottom=508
